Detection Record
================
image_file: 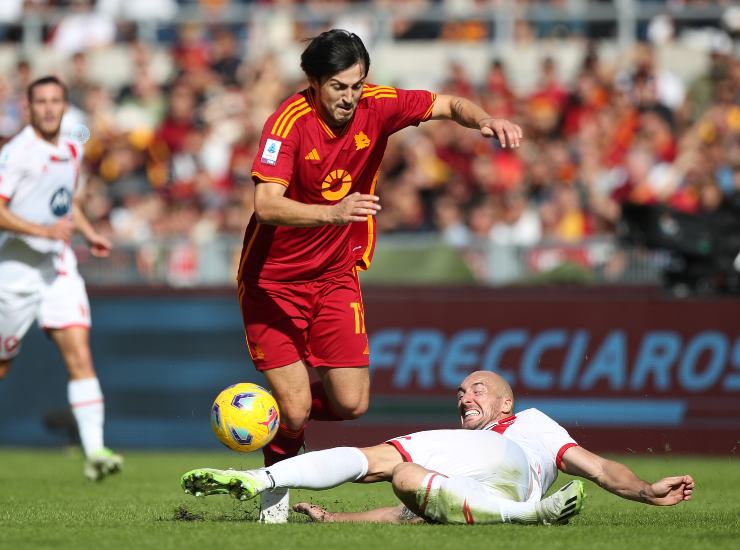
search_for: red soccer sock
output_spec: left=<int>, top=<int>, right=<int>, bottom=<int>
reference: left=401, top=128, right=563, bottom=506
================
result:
left=263, top=423, right=305, bottom=466
left=308, top=380, right=345, bottom=421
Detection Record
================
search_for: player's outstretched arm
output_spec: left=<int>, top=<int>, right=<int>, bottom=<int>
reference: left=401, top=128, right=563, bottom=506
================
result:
left=430, top=94, right=522, bottom=148
left=560, top=446, right=695, bottom=506
left=255, top=181, right=381, bottom=227
left=294, top=502, right=423, bottom=524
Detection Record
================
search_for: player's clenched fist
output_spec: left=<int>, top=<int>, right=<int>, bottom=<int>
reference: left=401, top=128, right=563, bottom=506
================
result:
left=329, top=192, right=381, bottom=225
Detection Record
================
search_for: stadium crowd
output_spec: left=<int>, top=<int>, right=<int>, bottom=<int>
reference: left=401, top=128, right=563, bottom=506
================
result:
left=0, top=1, right=738, bottom=283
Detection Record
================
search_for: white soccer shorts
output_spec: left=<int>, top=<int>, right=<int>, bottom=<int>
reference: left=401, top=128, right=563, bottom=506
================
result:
left=386, top=428, right=533, bottom=523
left=0, top=247, right=90, bottom=360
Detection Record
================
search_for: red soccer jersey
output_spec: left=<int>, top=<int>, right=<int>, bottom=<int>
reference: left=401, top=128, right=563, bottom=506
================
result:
left=239, top=84, right=436, bottom=283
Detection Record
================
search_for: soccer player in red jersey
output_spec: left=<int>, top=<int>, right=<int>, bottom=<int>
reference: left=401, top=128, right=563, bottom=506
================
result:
left=238, top=29, right=523, bottom=522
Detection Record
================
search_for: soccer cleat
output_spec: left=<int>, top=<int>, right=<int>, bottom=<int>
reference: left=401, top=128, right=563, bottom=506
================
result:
left=181, top=468, right=267, bottom=501
left=535, top=480, right=585, bottom=525
left=84, top=448, right=123, bottom=481
left=259, top=487, right=289, bottom=524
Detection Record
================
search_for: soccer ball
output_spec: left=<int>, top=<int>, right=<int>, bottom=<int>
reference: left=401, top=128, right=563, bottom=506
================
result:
left=210, top=383, right=280, bottom=452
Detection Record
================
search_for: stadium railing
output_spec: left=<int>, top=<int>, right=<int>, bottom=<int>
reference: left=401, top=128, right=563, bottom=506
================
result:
left=74, top=235, right=664, bottom=288
left=8, top=1, right=731, bottom=52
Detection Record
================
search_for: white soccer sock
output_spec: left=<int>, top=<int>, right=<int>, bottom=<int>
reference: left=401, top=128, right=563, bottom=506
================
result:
left=498, top=500, right=539, bottom=524
left=261, top=447, right=369, bottom=490
left=425, top=474, right=539, bottom=525
left=68, top=377, right=105, bottom=457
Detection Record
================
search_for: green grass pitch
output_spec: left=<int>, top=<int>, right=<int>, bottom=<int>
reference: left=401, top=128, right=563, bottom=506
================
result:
left=0, top=449, right=738, bottom=550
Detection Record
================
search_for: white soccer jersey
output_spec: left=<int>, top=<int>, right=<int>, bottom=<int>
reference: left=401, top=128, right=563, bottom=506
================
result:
left=0, top=125, right=83, bottom=255
left=485, top=408, right=578, bottom=499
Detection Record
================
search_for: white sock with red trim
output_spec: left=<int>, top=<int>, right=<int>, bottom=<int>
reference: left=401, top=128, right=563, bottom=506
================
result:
left=420, top=473, right=539, bottom=524
left=68, top=377, right=105, bottom=457
left=261, top=447, right=368, bottom=490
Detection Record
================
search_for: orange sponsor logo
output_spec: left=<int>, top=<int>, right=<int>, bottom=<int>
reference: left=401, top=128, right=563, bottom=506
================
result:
left=321, top=169, right=352, bottom=201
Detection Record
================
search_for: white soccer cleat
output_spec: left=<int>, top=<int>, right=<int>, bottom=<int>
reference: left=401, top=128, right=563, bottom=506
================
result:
left=84, top=448, right=123, bottom=481
left=259, top=487, right=290, bottom=524
left=535, top=480, right=585, bottom=525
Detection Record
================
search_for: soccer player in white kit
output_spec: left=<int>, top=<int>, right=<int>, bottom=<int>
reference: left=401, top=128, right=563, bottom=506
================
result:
left=0, top=76, right=122, bottom=481
left=181, top=370, right=694, bottom=524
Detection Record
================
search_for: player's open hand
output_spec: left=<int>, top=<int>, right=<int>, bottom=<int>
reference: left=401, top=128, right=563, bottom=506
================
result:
left=647, top=475, right=695, bottom=505
left=46, top=218, right=75, bottom=242
left=478, top=118, right=523, bottom=149
left=87, top=232, right=113, bottom=258
left=330, top=192, right=381, bottom=225
left=294, top=502, right=334, bottom=522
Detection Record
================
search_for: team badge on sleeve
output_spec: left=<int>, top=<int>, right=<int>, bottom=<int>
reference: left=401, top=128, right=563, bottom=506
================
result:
left=261, top=139, right=282, bottom=166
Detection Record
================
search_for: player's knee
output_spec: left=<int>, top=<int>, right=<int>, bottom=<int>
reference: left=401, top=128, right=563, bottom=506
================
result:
left=278, top=402, right=311, bottom=431
left=391, top=464, right=426, bottom=514
left=331, top=397, right=369, bottom=420
left=391, top=463, right=426, bottom=492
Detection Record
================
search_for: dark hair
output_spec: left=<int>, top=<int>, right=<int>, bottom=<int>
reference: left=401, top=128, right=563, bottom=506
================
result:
left=300, top=29, right=370, bottom=82
left=27, top=75, right=68, bottom=103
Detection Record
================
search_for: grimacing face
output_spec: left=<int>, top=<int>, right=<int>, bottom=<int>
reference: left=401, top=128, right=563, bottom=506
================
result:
left=457, top=373, right=512, bottom=430
left=29, top=83, right=66, bottom=141
left=311, top=63, right=366, bottom=129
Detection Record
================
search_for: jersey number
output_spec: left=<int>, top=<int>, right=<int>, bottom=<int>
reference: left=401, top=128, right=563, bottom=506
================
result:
left=349, top=302, right=366, bottom=334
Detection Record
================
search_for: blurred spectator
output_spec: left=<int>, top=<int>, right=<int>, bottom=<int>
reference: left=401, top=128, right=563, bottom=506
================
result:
left=66, top=52, right=93, bottom=109
left=442, top=59, right=475, bottom=98
left=97, top=0, right=178, bottom=21
left=210, top=27, right=243, bottom=87
left=0, top=75, right=22, bottom=138
left=527, top=57, right=568, bottom=136
left=490, top=189, right=542, bottom=246
left=50, top=0, right=116, bottom=55
left=116, top=69, right=168, bottom=132
left=434, top=194, right=472, bottom=248
left=543, top=183, right=592, bottom=243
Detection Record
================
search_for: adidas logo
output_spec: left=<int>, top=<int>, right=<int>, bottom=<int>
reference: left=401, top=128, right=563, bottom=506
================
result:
left=304, top=148, right=320, bottom=161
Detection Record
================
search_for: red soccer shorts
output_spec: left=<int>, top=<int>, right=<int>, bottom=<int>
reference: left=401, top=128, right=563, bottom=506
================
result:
left=238, top=268, right=370, bottom=371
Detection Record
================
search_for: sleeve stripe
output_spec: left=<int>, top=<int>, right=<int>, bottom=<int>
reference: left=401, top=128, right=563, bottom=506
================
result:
left=275, top=102, right=310, bottom=137
left=556, top=443, right=579, bottom=471
left=271, top=98, right=308, bottom=135
left=361, top=89, right=398, bottom=100
left=272, top=101, right=311, bottom=136
left=278, top=106, right=312, bottom=138
left=422, top=92, right=437, bottom=120
left=251, top=171, right=289, bottom=187
left=364, top=86, right=396, bottom=92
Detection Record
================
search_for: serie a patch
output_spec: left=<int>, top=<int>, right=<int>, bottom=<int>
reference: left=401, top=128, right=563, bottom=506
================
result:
left=261, top=139, right=282, bottom=166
